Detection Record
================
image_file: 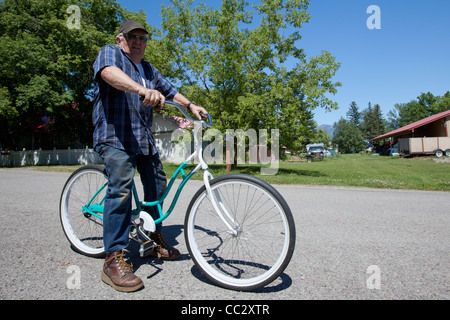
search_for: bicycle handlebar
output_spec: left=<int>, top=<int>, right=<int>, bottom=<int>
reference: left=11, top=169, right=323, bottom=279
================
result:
left=139, top=96, right=213, bottom=128
left=166, top=101, right=213, bottom=128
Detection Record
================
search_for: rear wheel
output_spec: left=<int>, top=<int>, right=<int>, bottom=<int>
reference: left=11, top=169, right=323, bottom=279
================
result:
left=59, top=165, right=107, bottom=257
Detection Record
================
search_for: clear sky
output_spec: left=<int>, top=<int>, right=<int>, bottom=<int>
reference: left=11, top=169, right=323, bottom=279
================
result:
left=118, top=0, right=450, bottom=126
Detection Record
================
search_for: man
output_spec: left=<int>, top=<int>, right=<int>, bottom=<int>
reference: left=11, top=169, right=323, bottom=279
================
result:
left=92, top=20, right=207, bottom=292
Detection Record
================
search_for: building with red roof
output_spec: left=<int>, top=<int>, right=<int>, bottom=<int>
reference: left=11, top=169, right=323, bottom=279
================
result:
left=372, top=110, right=450, bottom=157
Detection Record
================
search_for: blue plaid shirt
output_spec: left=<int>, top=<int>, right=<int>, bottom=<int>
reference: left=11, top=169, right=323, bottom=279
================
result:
left=92, top=44, right=178, bottom=155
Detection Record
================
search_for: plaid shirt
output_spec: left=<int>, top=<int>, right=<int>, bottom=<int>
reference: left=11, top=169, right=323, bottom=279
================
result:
left=92, top=44, right=178, bottom=155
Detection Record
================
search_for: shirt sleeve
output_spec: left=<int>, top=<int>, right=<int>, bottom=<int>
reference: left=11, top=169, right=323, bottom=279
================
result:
left=146, top=63, right=179, bottom=100
left=93, top=45, right=123, bottom=82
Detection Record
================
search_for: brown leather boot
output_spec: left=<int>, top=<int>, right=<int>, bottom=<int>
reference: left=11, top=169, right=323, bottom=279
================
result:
left=149, top=232, right=181, bottom=260
left=101, top=250, right=144, bottom=292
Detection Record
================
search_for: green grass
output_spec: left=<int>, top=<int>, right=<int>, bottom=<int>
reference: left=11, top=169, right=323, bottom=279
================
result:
left=163, top=154, right=450, bottom=191
left=15, top=154, right=450, bottom=191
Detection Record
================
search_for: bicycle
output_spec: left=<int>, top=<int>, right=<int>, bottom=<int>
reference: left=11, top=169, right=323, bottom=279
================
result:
left=59, top=101, right=296, bottom=292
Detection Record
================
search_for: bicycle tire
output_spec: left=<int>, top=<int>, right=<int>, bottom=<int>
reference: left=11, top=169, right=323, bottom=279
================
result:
left=184, top=173, right=295, bottom=291
left=59, top=165, right=107, bottom=257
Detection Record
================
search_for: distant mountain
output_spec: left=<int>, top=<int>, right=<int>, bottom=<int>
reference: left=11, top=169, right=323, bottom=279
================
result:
left=317, top=124, right=334, bottom=138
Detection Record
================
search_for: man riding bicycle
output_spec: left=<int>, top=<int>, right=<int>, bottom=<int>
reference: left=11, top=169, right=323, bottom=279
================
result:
left=92, top=20, right=208, bottom=292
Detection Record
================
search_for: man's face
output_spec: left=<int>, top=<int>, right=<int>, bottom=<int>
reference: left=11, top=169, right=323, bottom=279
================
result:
left=116, top=29, right=147, bottom=63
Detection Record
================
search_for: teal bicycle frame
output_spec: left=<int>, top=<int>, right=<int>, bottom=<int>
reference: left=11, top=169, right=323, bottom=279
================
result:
left=82, top=158, right=197, bottom=224
left=81, top=101, right=217, bottom=228
left=133, top=157, right=201, bottom=225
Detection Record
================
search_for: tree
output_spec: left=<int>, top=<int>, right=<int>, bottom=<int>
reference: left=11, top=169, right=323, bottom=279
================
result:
left=386, top=105, right=401, bottom=132
left=346, top=101, right=361, bottom=127
left=0, top=0, right=342, bottom=153
left=149, top=0, right=341, bottom=153
left=387, top=91, right=450, bottom=130
left=360, top=103, right=385, bottom=140
left=310, top=129, right=332, bottom=147
left=431, top=91, right=450, bottom=114
left=0, top=0, right=138, bottom=149
left=332, top=118, right=366, bottom=153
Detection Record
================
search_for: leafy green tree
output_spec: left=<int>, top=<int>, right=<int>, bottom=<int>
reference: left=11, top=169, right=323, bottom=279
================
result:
left=431, top=91, right=450, bottom=114
left=1, top=0, right=342, bottom=153
left=386, top=105, right=401, bottom=132
left=149, top=0, right=341, bottom=153
left=387, top=91, right=450, bottom=130
left=332, top=117, right=366, bottom=153
left=0, top=0, right=136, bottom=149
left=310, top=128, right=332, bottom=147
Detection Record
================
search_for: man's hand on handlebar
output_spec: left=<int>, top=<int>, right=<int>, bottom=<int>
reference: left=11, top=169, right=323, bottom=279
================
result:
left=139, top=89, right=165, bottom=112
left=189, top=103, right=209, bottom=121
left=139, top=91, right=209, bottom=120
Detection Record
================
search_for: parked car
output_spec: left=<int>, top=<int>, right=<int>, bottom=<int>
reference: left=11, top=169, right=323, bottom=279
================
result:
left=306, top=143, right=328, bottom=162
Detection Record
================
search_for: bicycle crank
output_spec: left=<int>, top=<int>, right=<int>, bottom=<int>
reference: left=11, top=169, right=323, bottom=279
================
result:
left=129, top=211, right=158, bottom=257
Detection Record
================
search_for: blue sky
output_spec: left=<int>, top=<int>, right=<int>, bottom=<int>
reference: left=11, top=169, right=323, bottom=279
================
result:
left=118, top=0, right=450, bottom=126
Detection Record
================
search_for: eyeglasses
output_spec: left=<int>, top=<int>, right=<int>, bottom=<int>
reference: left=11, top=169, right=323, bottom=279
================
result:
left=122, top=33, right=149, bottom=44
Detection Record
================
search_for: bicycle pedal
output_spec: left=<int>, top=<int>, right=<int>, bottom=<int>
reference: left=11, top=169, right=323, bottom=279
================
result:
left=139, top=240, right=156, bottom=257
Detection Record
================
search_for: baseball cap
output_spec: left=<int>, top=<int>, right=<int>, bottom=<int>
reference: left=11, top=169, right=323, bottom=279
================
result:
left=118, top=20, right=148, bottom=35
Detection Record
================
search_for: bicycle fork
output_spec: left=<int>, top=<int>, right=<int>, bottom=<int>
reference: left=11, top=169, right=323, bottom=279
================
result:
left=191, top=121, right=240, bottom=237
left=203, top=171, right=240, bottom=237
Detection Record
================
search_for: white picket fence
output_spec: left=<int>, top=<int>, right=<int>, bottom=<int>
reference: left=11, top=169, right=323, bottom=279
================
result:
left=0, top=147, right=102, bottom=167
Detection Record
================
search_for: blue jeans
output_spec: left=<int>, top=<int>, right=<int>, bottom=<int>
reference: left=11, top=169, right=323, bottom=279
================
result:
left=95, top=144, right=167, bottom=254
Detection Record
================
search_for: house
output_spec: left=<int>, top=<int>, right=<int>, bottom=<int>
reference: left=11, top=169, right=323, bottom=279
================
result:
left=372, top=110, right=450, bottom=156
left=372, top=110, right=450, bottom=142
left=151, top=112, right=192, bottom=163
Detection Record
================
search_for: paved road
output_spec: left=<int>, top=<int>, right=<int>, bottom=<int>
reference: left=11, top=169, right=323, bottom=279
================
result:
left=0, top=168, right=448, bottom=301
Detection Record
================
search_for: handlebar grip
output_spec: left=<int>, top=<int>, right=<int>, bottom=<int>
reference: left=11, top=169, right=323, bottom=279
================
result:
left=139, top=96, right=212, bottom=128
left=199, top=112, right=213, bottom=127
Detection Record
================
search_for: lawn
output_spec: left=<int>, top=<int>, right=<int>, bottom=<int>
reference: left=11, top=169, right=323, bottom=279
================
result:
left=163, top=154, right=450, bottom=191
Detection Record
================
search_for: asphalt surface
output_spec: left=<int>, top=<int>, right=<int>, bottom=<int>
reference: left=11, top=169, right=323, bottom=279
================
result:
left=0, top=168, right=448, bottom=301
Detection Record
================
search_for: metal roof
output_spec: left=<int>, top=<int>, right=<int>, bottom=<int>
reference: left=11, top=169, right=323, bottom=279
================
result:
left=372, top=109, right=450, bottom=141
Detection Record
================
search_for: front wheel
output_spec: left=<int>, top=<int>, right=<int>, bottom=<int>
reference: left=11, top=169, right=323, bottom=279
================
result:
left=184, top=174, right=296, bottom=291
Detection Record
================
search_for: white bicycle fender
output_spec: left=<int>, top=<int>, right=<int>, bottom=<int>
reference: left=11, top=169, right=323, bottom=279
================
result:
left=140, top=211, right=156, bottom=233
